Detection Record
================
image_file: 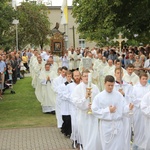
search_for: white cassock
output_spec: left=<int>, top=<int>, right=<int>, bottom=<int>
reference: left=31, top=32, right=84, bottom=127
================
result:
left=53, top=75, right=66, bottom=128
left=29, top=55, right=37, bottom=78
left=123, top=72, right=139, bottom=85
left=32, top=60, right=45, bottom=88
left=114, top=81, right=133, bottom=150
left=61, top=56, right=69, bottom=68
left=132, top=83, right=150, bottom=149
left=75, top=54, right=82, bottom=69
left=141, top=92, right=150, bottom=150
left=71, top=82, right=101, bottom=150
left=92, top=90, right=131, bottom=150
left=35, top=62, right=45, bottom=103
left=39, top=70, right=57, bottom=113
left=43, top=54, right=50, bottom=61
left=58, top=82, right=71, bottom=116
left=64, top=82, right=80, bottom=145
left=98, top=62, right=108, bottom=91
left=53, top=55, right=62, bottom=67
left=40, top=51, right=47, bottom=60
left=92, top=59, right=102, bottom=89
left=50, top=62, right=58, bottom=74
left=68, top=51, right=77, bottom=70
left=103, top=65, right=115, bottom=77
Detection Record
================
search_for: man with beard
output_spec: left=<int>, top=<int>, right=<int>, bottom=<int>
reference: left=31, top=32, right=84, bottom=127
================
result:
left=71, top=70, right=101, bottom=150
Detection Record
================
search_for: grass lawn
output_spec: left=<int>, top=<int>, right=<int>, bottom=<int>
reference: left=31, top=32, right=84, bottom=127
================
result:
left=0, top=77, right=56, bottom=129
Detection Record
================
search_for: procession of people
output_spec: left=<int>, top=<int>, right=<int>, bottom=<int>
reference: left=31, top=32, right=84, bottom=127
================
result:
left=28, top=45, right=150, bottom=150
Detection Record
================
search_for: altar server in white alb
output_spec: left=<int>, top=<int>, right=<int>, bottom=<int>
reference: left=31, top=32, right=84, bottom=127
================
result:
left=59, top=71, right=73, bottom=137
left=39, top=63, right=57, bottom=113
left=92, top=75, right=134, bottom=150
left=132, top=73, right=150, bottom=150
left=141, top=91, right=150, bottom=150
left=53, top=66, right=68, bottom=128
left=71, top=70, right=101, bottom=150
left=113, top=67, right=133, bottom=150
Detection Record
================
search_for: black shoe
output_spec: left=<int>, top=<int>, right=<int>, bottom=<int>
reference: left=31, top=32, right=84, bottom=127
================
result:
left=51, top=111, right=55, bottom=115
left=44, top=112, right=51, bottom=114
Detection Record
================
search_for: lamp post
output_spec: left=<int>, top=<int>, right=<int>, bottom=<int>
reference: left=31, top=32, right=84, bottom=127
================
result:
left=69, top=26, right=75, bottom=48
left=113, top=32, right=128, bottom=52
left=12, top=19, right=19, bottom=52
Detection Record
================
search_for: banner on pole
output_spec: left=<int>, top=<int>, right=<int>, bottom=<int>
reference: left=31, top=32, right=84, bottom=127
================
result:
left=60, top=0, right=68, bottom=25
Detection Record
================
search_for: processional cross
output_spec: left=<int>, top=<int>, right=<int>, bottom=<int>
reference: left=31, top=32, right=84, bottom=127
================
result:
left=113, top=32, right=128, bottom=52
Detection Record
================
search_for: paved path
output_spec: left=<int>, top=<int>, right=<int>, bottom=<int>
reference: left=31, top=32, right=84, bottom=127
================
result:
left=0, top=127, right=73, bottom=150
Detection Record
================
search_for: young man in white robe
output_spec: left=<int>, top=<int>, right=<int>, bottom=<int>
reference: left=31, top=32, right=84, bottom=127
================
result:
left=114, top=67, right=133, bottom=150
left=39, top=63, right=57, bottom=113
left=52, top=66, right=68, bottom=128
left=141, top=91, right=150, bottom=150
left=64, top=70, right=81, bottom=149
left=123, top=63, right=139, bottom=86
left=132, top=73, right=150, bottom=150
left=71, top=70, right=101, bottom=150
left=58, top=71, right=73, bottom=137
left=92, top=75, right=134, bottom=150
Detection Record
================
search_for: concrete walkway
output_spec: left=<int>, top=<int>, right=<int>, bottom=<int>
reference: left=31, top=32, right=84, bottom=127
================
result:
left=0, top=127, right=73, bottom=150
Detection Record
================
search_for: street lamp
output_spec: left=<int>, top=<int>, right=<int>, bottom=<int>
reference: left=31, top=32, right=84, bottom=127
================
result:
left=12, top=19, right=19, bottom=52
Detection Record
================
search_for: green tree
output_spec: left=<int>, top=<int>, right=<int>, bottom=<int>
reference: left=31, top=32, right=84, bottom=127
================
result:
left=0, top=0, right=15, bottom=49
left=72, top=0, right=150, bottom=46
left=17, top=2, right=51, bottom=49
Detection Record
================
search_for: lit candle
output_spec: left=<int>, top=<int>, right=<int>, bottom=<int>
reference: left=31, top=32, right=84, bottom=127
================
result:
left=88, top=73, right=92, bottom=87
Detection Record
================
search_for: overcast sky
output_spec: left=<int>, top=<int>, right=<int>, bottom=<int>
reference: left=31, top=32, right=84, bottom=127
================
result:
left=16, top=0, right=73, bottom=6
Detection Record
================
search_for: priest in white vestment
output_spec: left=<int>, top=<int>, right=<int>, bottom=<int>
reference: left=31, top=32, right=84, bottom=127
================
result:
left=103, top=59, right=115, bottom=77
left=35, top=58, right=45, bottom=103
left=98, top=57, right=108, bottom=91
left=123, top=63, right=139, bottom=85
left=39, top=63, right=57, bottom=113
left=92, top=75, right=134, bottom=150
left=71, top=70, right=101, bottom=150
left=92, top=53, right=103, bottom=89
left=29, top=50, right=39, bottom=78
left=46, top=57, right=58, bottom=74
left=141, top=91, right=150, bottom=150
left=52, top=66, right=68, bottom=128
left=132, top=73, right=150, bottom=150
left=68, top=49, right=77, bottom=71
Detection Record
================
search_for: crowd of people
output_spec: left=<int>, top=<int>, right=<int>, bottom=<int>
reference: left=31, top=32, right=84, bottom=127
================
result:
left=0, top=49, right=32, bottom=99
left=1, top=44, right=150, bottom=150
left=29, top=45, right=150, bottom=150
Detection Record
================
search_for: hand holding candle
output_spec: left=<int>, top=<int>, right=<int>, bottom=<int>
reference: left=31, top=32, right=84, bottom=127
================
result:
left=88, top=73, right=92, bottom=88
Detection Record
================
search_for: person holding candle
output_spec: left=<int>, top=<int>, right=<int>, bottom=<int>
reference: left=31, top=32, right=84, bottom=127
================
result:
left=71, top=69, right=101, bottom=150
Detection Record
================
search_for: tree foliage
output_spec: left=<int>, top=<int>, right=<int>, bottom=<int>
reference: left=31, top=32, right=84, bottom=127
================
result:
left=72, top=0, right=150, bottom=46
left=17, top=2, right=51, bottom=49
left=0, top=1, right=15, bottom=49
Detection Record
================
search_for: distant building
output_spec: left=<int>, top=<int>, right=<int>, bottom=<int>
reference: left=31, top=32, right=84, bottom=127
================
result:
left=48, top=6, right=96, bottom=49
